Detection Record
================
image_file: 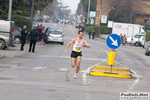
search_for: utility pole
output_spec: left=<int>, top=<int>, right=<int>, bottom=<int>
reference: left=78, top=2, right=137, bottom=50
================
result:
left=87, top=0, right=91, bottom=24
left=30, top=0, right=35, bottom=30
left=8, top=0, right=13, bottom=21
left=95, top=0, right=102, bottom=26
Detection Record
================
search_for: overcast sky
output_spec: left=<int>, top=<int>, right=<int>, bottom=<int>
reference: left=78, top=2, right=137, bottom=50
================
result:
left=61, top=0, right=80, bottom=14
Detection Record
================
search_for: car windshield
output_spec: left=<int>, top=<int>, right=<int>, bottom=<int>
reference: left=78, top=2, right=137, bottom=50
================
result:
left=50, top=31, right=62, bottom=35
left=134, top=35, right=144, bottom=38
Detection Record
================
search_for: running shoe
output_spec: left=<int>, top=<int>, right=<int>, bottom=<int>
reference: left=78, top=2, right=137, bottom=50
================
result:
left=74, top=74, right=77, bottom=79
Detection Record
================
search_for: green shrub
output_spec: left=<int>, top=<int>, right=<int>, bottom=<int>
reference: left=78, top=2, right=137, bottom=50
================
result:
left=85, top=25, right=112, bottom=35
left=146, top=30, right=150, bottom=41
left=1, top=15, right=31, bottom=31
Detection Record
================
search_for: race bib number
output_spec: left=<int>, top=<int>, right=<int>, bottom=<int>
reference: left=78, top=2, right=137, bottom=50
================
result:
left=75, top=45, right=82, bottom=52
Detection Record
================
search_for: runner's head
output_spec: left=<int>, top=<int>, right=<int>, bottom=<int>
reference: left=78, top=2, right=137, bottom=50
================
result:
left=78, top=30, right=84, bottom=38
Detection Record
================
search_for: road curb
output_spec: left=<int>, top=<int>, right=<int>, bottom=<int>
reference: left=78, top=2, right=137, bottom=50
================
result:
left=90, top=65, right=132, bottom=79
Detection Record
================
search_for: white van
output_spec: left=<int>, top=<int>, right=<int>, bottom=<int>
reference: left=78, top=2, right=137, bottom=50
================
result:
left=111, top=22, right=146, bottom=43
left=0, top=20, right=15, bottom=50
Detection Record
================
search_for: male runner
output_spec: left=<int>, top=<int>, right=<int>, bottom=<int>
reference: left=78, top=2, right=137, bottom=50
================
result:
left=63, top=30, right=90, bottom=79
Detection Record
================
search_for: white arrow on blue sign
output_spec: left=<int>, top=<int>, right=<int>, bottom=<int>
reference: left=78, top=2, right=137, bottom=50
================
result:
left=106, top=34, right=122, bottom=49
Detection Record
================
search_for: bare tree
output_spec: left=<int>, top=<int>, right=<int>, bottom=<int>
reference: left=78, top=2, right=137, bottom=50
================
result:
left=103, top=0, right=145, bottom=23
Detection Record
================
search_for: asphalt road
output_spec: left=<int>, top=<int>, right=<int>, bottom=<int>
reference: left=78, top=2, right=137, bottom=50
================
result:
left=0, top=22, right=149, bottom=100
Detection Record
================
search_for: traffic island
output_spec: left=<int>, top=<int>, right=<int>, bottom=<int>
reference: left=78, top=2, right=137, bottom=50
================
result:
left=90, top=34, right=133, bottom=79
left=90, top=65, right=132, bottom=79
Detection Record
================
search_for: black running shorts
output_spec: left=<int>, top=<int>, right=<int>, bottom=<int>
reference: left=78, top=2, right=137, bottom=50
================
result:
left=71, top=51, right=82, bottom=58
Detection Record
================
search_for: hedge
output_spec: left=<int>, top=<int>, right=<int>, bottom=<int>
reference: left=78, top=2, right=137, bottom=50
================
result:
left=1, top=15, right=31, bottom=31
left=85, top=25, right=112, bottom=35
left=1, top=15, right=31, bottom=42
left=146, top=30, right=150, bottom=41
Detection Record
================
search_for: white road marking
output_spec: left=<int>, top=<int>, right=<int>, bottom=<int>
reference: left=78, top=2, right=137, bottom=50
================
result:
left=81, top=59, right=108, bottom=100
left=114, top=60, right=140, bottom=91
left=71, top=30, right=77, bottom=35
left=41, top=55, right=105, bottom=61
left=33, top=67, right=47, bottom=70
left=58, top=68, right=68, bottom=72
left=10, top=65, right=18, bottom=68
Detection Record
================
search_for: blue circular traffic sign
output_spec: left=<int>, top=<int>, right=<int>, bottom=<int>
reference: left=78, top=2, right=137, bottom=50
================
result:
left=106, top=34, right=122, bottom=49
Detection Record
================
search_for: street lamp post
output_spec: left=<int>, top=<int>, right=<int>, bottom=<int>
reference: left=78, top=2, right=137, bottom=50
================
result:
left=87, top=0, right=91, bottom=24
left=30, top=0, right=35, bottom=30
left=8, top=0, right=12, bottom=21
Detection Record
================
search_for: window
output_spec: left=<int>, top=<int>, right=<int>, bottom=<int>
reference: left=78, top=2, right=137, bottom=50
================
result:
left=144, top=19, right=149, bottom=24
left=50, top=31, right=62, bottom=35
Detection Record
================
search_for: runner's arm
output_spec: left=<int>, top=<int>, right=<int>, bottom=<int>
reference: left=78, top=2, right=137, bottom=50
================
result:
left=63, top=38, right=75, bottom=53
left=83, top=40, right=90, bottom=48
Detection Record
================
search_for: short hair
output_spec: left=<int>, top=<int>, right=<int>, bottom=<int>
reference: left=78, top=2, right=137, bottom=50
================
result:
left=23, top=25, right=27, bottom=27
left=78, top=30, right=84, bottom=34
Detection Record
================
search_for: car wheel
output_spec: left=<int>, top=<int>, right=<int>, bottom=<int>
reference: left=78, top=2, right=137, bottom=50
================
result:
left=14, top=37, right=21, bottom=44
left=61, top=42, right=64, bottom=45
left=0, top=39, right=6, bottom=50
left=135, top=42, right=139, bottom=47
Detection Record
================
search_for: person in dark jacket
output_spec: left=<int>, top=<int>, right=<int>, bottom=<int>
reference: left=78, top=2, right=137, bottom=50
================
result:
left=37, top=25, right=41, bottom=41
left=29, top=26, right=39, bottom=53
left=20, top=25, right=28, bottom=51
left=89, top=30, right=91, bottom=39
left=92, top=30, right=95, bottom=40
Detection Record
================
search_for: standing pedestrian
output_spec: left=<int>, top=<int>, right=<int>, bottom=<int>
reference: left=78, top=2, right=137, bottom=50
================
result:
left=39, top=24, right=43, bottom=41
left=89, top=30, right=91, bottom=39
left=63, top=30, right=90, bottom=79
left=92, top=30, right=95, bottom=40
left=41, top=32, right=47, bottom=45
left=37, top=25, right=41, bottom=41
left=20, top=25, right=28, bottom=51
left=120, top=34, right=123, bottom=43
left=122, top=34, right=127, bottom=45
left=29, top=26, right=39, bottom=53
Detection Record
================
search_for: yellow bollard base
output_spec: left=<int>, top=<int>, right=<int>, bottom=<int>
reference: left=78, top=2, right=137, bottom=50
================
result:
left=90, top=65, right=132, bottom=79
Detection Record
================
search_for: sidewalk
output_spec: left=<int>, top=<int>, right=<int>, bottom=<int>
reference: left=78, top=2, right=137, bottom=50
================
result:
left=0, top=42, right=49, bottom=59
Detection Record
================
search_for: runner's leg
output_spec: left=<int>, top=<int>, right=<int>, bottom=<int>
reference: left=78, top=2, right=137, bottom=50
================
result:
left=76, top=56, right=81, bottom=74
left=71, top=58, right=77, bottom=68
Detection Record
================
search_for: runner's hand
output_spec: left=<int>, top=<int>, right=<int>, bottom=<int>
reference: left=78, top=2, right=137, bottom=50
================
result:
left=63, top=50, right=67, bottom=54
left=83, top=45, right=86, bottom=47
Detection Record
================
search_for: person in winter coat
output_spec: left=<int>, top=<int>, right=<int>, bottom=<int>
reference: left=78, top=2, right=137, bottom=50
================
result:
left=92, top=30, right=95, bottom=40
left=37, top=25, right=41, bottom=41
left=20, top=25, right=28, bottom=51
left=29, top=26, right=39, bottom=53
left=89, top=30, right=91, bottom=39
left=122, top=34, right=127, bottom=45
left=39, top=24, right=43, bottom=41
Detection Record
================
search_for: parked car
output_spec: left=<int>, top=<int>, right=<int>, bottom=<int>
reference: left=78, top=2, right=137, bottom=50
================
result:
left=14, top=27, right=22, bottom=44
left=139, top=36, right=145, bottom=48
left=0, top=20, right=15, bottom=50
left=126, top=36, right=132, bottom=44
left=145, top=41, right=150, bottom=56
left=130, top=34, right=145, bottom=46
left=45, top=28, right=64, bottom=45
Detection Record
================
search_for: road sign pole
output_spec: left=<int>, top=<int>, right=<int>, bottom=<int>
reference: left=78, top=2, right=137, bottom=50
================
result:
left=87, top=0, right=91, bottom=24
left=8, top=0, right=12, bottom=21
left=110, top=65, right=113, bottom=73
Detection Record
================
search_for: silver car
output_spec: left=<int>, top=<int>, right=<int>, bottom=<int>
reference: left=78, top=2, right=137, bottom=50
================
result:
left=145, top=41, right=150, bottom=56
left=0, top=20, right=15, bottom=50
left=46, top=29, right=64, bottom=45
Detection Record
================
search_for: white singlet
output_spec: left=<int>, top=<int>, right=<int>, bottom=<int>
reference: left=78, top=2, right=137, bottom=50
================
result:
left=72, top=37, right=83, bottom=52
